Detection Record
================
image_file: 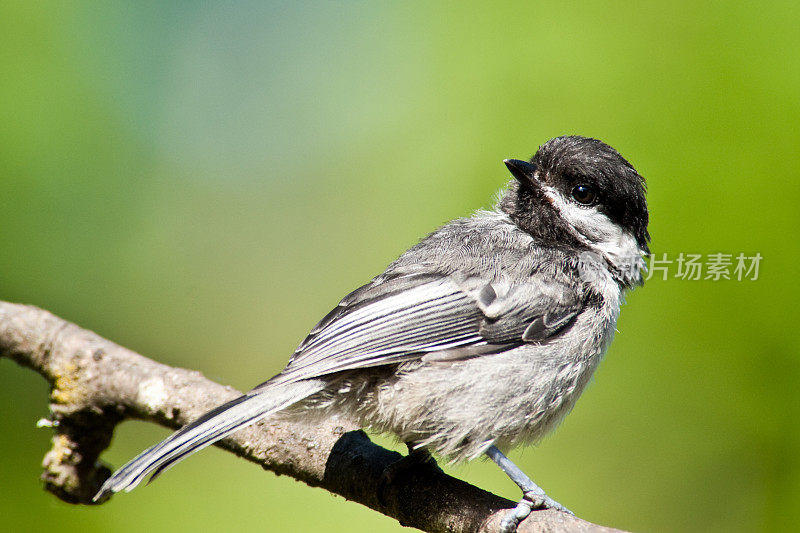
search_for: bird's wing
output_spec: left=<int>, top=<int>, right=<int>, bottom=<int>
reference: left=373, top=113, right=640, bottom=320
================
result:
left=261, top=273, right=583, bottom=387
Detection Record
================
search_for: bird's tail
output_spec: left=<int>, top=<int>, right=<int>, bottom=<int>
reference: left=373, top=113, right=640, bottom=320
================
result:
left=94, top=378, right=325, bottom=500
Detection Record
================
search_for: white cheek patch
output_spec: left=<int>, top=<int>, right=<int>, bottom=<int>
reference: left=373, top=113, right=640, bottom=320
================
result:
left=542, top=186, right=644, bottom=281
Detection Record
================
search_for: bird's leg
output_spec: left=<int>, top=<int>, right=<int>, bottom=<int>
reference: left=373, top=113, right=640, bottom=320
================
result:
left=384, top=442, right=440, bottom=482
left=484, top=445, right=572, bottom=533
left=403, top=441, right=438, bottom=466
left=377, top=442, right=441, bottom=506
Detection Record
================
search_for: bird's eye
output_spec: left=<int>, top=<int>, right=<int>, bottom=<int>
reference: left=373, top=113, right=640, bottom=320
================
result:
left=571, top=185, right=596, bottom=205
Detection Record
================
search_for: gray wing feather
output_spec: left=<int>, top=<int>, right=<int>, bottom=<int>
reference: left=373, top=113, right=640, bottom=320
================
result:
left=269, top=273, right=583, bottom=385
left=477, top=280, right=582, bottom=344
left=298, top=273, right=443, bottom=348
left=273, top=277, right=486, bottom=383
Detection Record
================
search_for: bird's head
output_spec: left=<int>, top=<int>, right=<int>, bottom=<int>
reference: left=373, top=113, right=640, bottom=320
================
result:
left=500, top=136, right=650, bottom=286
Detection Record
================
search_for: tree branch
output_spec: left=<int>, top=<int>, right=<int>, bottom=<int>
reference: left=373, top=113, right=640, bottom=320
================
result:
left=0, top=301, right=625, bottom=533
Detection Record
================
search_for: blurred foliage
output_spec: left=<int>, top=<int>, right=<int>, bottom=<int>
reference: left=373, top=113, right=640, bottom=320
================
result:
left=1, top=1, right=798, bottom=532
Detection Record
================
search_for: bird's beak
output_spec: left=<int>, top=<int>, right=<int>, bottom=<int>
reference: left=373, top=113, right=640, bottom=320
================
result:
left=504, top=159, right=539, bottom=188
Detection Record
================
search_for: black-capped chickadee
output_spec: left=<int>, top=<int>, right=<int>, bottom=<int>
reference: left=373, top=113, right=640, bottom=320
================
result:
left=96, top=136, right=649, bottom=532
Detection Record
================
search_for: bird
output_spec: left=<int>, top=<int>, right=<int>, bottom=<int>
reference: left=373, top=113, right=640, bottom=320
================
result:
left=95, top=135, right=649, bottom=532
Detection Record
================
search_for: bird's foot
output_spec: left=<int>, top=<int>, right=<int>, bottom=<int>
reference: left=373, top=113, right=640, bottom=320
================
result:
left=523, top=487, right=572, bottom=514
left=499, top=490, right=573, bottom=533
left=499, top=494, right=533, bottom=533
left=377, top=445, right=441, bottom=506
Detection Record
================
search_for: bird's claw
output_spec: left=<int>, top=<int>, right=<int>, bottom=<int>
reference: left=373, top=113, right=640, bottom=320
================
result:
left=377, top=446, right=440, bottom=507
left=499, top=496, right=533, bottom=533
left=499, top=491, right=572, bottom=532
left=524, top=489, right=573, bottom=515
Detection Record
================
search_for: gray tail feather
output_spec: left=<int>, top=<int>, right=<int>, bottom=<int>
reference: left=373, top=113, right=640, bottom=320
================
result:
left=94, top=379, right=325, bottom=500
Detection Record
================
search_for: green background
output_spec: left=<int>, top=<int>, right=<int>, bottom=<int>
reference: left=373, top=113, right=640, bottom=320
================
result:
left=1, top=2, right=798, bottom=532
